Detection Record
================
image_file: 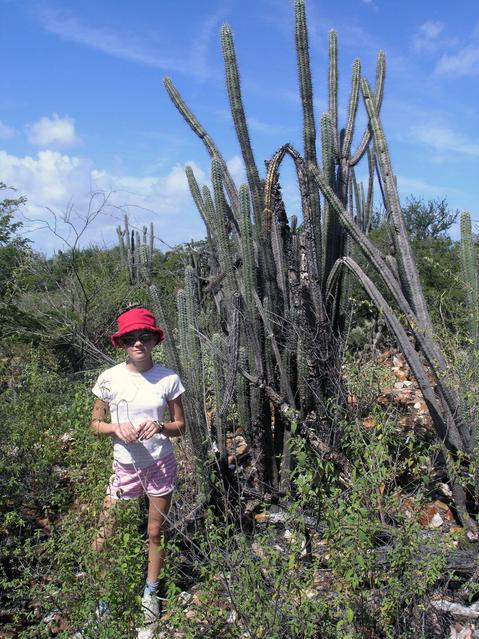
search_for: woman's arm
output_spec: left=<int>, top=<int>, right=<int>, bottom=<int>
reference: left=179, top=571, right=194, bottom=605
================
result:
left=90, top=399, right=113, bottom=434
left=90, top=399, right=138, bottom=443
left=163, top=395, right=186, bottom=438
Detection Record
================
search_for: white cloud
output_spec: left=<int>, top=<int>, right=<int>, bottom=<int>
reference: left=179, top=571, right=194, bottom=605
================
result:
left=226, top=155, right=246, bottom=184
left=436, top=45, right=479, bottom=76
left=0, top=120, right=15, bottom=139
left=0, top=149, right=207, bottom=253
left=419, top=21, right=445, bottom=40
left=412, top=21, right=445, bottom=53
left=27, top=114, right=81, bottom=148
left=37, top=7, right=222, bottom=80
left=410, top=123, right=479, bottom=157
left=396, top=175, right=460, bottom=197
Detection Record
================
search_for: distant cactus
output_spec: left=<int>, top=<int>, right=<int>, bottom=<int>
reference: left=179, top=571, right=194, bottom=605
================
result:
left=116, top=215, right=155, bottom=284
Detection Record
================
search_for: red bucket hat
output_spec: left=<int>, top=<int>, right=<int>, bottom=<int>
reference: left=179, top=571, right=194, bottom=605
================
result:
left=111, top=308, right=165, bottom=347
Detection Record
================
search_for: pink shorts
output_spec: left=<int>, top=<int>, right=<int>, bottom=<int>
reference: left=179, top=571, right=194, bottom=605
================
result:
left=107, top=452, right=177, bottom=500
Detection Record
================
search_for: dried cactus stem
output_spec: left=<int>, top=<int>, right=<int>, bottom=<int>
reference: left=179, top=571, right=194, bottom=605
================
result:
left=460, top=211, right=479, bottom=347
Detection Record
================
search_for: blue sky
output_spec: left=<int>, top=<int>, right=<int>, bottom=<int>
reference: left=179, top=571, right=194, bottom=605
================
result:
left=1, top=0, right=478, bottom=254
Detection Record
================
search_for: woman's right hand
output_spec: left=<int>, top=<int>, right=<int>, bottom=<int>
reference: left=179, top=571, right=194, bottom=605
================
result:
left=114, top=422, right=139, bottom=443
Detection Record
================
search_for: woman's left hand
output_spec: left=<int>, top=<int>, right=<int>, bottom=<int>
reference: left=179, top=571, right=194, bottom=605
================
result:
left=137, top=420, right=163, bottom=441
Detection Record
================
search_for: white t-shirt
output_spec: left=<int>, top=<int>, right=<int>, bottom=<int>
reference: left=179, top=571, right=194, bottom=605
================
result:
left=92, top=362, right=185, bottom=467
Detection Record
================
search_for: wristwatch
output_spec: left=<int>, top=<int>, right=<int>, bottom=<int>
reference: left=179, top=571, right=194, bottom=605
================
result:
left=155, top=421, right=165, bottom=434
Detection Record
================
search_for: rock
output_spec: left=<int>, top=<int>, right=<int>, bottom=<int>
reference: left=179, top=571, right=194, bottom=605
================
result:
left=398, top=496, right=415, bottom=519
left=434, top=500, right=455, bottom=522
left=137, top=624, right=157, bottom=639
left=429, top=513, right=444, bottom=529
left=177, top=591, right=192, bottom=606
left=42, top=611, right=67, bottom=634
left=251, top=542, right=266, bottom=559
left=191, top=591, right=202, bottom=607
left=362, top=417, right=376, bottom=429
left=393, top=353, right=406, bottom=368
left=439, top=483, right=453, bottom=498
left=185, top=609, right=197, bottom=620
left=226, top=609, right=237, bottom=624
left=450, top=623, right=475, bottom=639
left=419, top=503, right=445, bottom=529
left=466, top=529, right=479, bottom=542
left=392, top=369, right=408, bottom=381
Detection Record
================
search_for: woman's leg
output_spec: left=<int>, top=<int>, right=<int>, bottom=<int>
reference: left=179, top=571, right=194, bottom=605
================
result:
left=146, top=493, right=172, bottom=583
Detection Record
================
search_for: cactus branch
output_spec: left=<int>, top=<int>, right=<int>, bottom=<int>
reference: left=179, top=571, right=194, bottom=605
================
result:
left=361, top=78, right=431, bottom=331
left=221, top=25, right=263, bottom=229
left=164, top=76, right=239, bottom=217
left=328, top=29, right=339, bottom=153
left=350, top=50, right=386, bottom=167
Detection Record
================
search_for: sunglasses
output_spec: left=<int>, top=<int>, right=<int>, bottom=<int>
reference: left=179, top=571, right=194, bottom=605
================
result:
left=120, top=332, right=156, bottom=346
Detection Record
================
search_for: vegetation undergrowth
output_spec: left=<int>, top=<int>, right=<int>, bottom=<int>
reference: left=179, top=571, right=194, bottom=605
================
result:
left=2, top=345, right=461, bottom=639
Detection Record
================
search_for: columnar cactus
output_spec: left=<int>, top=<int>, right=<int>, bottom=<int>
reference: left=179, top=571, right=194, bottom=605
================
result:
left=212, top=333, right=227, bottom=454
left=175, top=269, right=210, bottom=474
left=116, top=215, right=155, bottom=285
left=162, top=0, right=478, bottom=532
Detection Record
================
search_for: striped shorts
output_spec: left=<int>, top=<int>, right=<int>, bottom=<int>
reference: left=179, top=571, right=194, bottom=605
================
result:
left=107, top=452, right=177, bottom=500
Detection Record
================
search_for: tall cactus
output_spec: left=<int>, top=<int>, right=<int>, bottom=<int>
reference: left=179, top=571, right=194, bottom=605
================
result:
left=175, top=268, right=210, bottom=476
left=295, top=0, right=322, bottom=274
left=163, top=0, right=479, bottom=533
left=221, top=25, right=263, bottom=230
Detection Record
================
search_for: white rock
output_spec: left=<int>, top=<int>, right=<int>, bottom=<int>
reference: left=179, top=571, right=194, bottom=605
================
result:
left=439, top=483, right=453, bottom=497
left=226, top=609, right=238, bottom=624
left=178, top=591, right=192, bottom=606
left=137, top=623, right=157, bottom=639
left=428, top=512, right=444, bottom=529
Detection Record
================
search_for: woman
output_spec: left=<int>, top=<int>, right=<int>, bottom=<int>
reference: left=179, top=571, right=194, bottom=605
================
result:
left=90, top=307, right=185, bottom=625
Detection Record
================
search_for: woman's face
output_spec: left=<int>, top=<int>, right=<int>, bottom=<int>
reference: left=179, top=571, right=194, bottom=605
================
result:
left=120, top=331, right=157, bottom=363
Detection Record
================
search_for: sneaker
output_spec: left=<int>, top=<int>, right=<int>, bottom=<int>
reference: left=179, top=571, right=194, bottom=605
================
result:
left=141, top=592, right=160, bottom=625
